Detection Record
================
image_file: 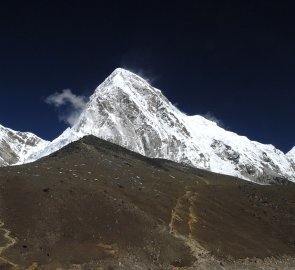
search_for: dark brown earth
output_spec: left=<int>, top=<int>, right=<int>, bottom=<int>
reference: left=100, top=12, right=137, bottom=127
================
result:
left=0, top=135, right=295, bottom=269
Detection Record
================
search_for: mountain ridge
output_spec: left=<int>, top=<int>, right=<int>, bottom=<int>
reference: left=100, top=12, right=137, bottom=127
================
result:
left=1, top=134, right=295, bottom=269
left=0, top=124, right=49, bottom=166
left=1, top=68, right=295, bottom=184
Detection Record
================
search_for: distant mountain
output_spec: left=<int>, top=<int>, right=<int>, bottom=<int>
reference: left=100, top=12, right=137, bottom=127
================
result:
left=0, top=124, right=49, bottom=166
left=287, top=147, right=295, bottom=170
left=23, top=68, right=295, bottom=184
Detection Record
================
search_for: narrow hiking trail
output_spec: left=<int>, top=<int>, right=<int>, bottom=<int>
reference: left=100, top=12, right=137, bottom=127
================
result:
left=0, top=219, right=18, bottom=268
left=169, top=190, right=207, bottom=257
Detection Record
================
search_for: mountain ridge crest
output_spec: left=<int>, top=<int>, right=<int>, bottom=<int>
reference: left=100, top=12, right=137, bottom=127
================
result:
left=1, top=68, right=294, bottom=184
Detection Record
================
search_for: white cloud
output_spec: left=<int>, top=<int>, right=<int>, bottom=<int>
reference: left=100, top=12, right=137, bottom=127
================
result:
left=45, top=89, right=87, bottom=126
left=119, top=65, right=159, bottom=85
left=203, top=112, right=224, bottom=127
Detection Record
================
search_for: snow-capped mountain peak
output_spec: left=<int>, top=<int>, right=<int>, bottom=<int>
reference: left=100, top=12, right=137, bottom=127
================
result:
left=0, top=124, right=49, bottom=166
left=287, top=147, right=295, bottom=170
left=22, top=68, right=295, bottom=184
left=287, top=146, right=295, bottom=156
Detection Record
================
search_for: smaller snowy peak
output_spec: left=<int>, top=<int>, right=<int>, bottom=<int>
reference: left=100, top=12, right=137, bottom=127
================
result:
left=287, top=147, right=295, bottom=156
left=0, top=124, right=49, bottom=166
left=185, top=115, right=294, bottom=184
left=287, top=147, right=295, bottom=169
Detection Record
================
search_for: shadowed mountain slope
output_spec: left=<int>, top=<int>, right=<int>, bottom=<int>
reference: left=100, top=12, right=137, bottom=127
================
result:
left=1, top=135, right=295, bottom=269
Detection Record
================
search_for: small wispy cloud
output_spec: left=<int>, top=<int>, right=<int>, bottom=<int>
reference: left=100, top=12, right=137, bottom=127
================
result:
left=45, top=89, right=88, bottom=126
left=119, top=50, right=159, bottom=85
left=120, top=66, right=159, bottom=85
left=203, top=112, right=224, bottom=127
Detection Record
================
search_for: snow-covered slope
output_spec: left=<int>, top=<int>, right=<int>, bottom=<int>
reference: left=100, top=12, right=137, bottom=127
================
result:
left=0, top=124, right=49, bottom=166
left=25, top=68, right=295, bottom=184
left=287, top=147, right=295, bottom=171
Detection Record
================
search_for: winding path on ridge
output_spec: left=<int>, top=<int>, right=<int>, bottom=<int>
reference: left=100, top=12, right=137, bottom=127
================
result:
left=0, top=219, right=18, bottom=268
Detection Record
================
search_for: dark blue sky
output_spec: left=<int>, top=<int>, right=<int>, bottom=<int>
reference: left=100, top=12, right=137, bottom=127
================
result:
left=0, top=1, right=294, bottom=152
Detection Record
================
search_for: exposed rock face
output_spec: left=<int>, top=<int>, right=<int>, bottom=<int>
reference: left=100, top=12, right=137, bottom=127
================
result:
left=11, top=68, right=295, bottom=184
left=0, top=125, right=49, bottom=166
left=210, top=140, right=240, bottom=164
